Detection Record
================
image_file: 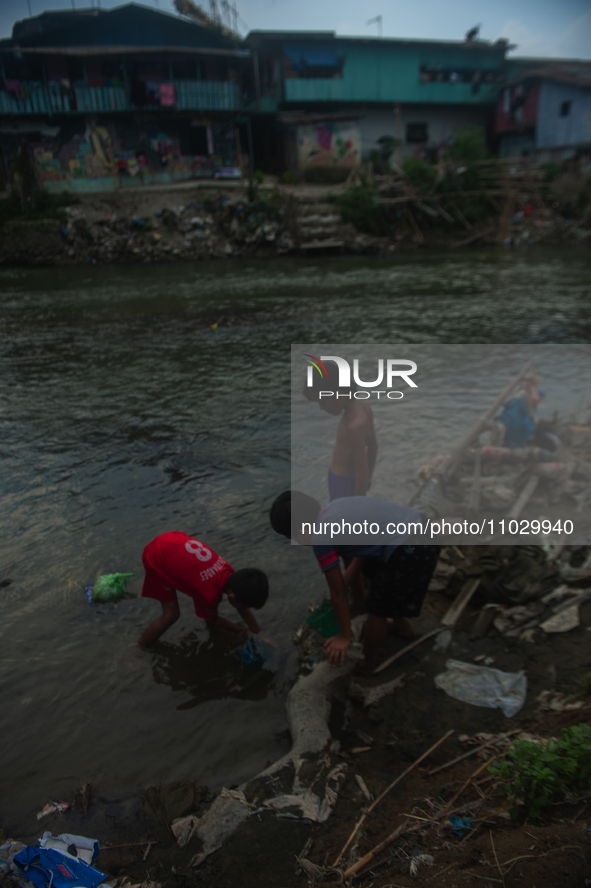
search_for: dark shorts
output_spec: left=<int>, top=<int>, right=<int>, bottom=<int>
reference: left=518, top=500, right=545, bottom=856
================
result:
left=363, top=545, right=440, bottom=619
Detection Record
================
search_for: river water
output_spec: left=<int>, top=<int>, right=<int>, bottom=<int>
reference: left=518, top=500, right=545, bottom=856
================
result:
left=1, top=248, right=590, bottom=830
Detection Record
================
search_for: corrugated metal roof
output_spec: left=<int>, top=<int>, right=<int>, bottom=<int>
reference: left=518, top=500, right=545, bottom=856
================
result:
left=6, top=2, right=238, bottom=52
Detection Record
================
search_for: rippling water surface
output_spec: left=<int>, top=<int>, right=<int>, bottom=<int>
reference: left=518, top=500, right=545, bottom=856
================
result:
left=1, top=248, right=590, bottom=828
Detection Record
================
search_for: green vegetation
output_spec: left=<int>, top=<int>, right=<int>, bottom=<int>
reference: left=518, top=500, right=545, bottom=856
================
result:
left=0, top=186, right=73, bottom=226
left=401, top=156, right=437, bottom=193
left=281, top=170, right=297, bottom=185
left=253, top=169, right=265, bottom=184
left=488, top=724, right=591, bottom=819
left=0, top=149, right=74, bottom=225
left=335, top=180, right=392, bottom=236
left=447, top=125, right=488, bottom=164
left=542, top=161, right=562, bottom=183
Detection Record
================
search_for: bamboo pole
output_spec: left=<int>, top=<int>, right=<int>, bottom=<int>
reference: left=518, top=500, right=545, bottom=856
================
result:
left=373, top=628, right=440, bottom=675
left=332, top=728, right=453, bottom=866
left=443, top=358, right=536, bottom=480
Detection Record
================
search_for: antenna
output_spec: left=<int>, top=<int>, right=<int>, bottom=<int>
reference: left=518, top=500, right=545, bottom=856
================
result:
left=27, top=0, right=32, bottom=15
left=366, top=15, right=382, bottom=37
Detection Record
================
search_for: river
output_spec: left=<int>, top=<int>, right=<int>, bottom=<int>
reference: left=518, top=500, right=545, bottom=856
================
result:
left=1, top=247, right=590, bottom=830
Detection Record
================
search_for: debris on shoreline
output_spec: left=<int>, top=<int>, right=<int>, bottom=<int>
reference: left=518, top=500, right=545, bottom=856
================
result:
left=0, top=160, right=589, bottom=267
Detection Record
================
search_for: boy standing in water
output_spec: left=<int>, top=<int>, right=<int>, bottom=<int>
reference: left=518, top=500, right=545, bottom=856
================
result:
left=137, top=531, right=268, bottom=647
left=305, top=365, right=378, bottom=500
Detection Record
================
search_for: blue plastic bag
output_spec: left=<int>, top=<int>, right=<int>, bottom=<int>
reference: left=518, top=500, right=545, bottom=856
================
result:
left=14, top=845, right=107, bottom=888
left=238, top=637, right=274, bottom=669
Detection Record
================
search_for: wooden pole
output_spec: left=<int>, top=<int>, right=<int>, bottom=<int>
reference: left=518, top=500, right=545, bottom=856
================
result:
left=332, top=728, right=453, bottom=866
left=373, top=627, right=440, bottom=675
left=443, top=358, right=535, bottom=480
left=440, top=579, right=480, bottom=627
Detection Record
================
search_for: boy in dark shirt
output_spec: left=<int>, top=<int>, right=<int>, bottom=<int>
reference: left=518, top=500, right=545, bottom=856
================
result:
left=270, top=491, right=439, bottom=673
left=138, top=531, right=268, bottom=648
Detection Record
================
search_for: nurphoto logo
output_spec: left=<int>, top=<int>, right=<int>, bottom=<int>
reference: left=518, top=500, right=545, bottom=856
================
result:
left=303, top=353, right=417, bottom=400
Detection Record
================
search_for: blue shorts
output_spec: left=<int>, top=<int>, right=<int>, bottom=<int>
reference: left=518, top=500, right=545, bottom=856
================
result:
left=328, top=468, right=356, bottom=501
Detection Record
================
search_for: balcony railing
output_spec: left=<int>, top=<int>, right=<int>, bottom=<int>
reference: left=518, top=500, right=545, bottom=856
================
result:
left=0, top=80, right=241, bottom=115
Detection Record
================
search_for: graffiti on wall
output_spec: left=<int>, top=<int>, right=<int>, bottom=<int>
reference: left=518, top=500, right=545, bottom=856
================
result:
left=34, top=125, right=114, bottom=181
left=29, top=119, right=240, bottom=183
left=297, top=120, right=360, bottom=168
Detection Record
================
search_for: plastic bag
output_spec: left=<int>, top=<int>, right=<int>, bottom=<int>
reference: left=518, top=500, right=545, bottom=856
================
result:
left=14, top=837, right=106, bottom=888
left=91, top=572, right=135, bottom=603
left=237, top=637, right=274, bottom=669
left=434, top=658, right=527, bottom=718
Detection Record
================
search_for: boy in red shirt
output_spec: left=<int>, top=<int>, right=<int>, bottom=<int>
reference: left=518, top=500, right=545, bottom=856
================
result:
left=137, top=531, right=269, bottom=648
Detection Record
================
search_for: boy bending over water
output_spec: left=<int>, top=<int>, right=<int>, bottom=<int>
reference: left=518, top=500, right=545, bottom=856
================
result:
left=138, top=531, right=268, bottom=648
left=270, top=491, right=439, bottom=673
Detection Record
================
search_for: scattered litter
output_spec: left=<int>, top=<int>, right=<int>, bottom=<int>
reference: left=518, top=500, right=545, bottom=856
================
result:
left=408, top=853, right=435, bottom=876
left=36, top=801, right=70, bottom=820
left=540, top=605, right=580, bottom=634
left=494, top=603, right=544, bottom=637
left=91, top=573, right=135, bottom=604
left=449, top=814, right=473, bottom=836
left=38, top=834, right=98, bottom=865
left=435, top=659, right=527, bottom=717
left=171, top=815, right=199, bottom=847
left=433, top=629, right=453, bottom=651
left=537, top=690, right=585, bottom=712
left=237, top=637, right=274, bottom=669
left=14, top=834, right=106, bottom=888
left=354, top=774, right=372, bottom=801
left=261, top=763, right=347, bottom=823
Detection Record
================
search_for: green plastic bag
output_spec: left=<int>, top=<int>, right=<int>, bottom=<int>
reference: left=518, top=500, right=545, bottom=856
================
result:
left=305, top=600, right=339, bottom=638
left=92, top=572, right=135, bottom=603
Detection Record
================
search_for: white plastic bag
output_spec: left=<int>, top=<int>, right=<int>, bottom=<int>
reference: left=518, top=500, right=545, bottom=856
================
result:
left=435, top=658, right=527, bottom=717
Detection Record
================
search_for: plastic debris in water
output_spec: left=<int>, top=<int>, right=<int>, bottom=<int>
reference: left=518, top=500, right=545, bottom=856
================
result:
left=237, top=637, right=274, bottom=669
left=91, top=572, right=135, bottom=604
left=83, top=584, right=94, bottom=605
left=37, top=800, right=71, bottom=820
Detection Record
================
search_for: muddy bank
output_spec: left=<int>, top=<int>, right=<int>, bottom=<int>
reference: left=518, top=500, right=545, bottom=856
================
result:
left=0, top=181, right=588, bottom=267
left=4, top=544, right=591, bottom=888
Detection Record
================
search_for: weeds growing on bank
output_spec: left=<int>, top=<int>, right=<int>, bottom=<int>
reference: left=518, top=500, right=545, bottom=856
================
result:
left=488, top=724, right=591, bottom=819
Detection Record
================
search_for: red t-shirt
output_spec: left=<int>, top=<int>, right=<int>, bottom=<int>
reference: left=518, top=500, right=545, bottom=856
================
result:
left=141, top=531, right=234, bottom=620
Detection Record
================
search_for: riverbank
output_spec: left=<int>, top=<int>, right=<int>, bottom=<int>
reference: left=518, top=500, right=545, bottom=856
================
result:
left=4, top=544, right=591, bottom=888
left=0, top=178, right=588, bottom=267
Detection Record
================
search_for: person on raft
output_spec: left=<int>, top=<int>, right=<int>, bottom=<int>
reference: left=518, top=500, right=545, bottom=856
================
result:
left=269, top=492, right=439, bottom=673
left=137, top=531, right=269, bottom=648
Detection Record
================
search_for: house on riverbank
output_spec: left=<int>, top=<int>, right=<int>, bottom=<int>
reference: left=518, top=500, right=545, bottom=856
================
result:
left=0, top=2, right=250, bottom=191
left=495, top=58, right=591, bottom=165
left=242, top=30, right=508, bottom=175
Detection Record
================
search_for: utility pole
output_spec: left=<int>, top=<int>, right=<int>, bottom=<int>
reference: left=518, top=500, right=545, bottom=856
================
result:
left=366, top=15, right=382, bottom=37
left=27, top=0, right=32, bottom=16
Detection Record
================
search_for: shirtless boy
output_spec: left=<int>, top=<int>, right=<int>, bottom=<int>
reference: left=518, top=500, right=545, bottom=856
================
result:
left=305, top=366, right=378, bottom=500
left=137, top=531, right=268, bottom=648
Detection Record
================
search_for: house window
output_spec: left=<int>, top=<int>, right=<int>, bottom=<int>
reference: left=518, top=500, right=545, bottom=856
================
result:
left=406, top=122, right=428, bottom=143
left=560, top=100, right=571, bottom=117
left=284, top=46, right=344, bottom=79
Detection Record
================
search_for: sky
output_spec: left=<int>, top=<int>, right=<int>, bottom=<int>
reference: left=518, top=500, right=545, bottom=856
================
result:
left=1, top=0, right=590, bottom=59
